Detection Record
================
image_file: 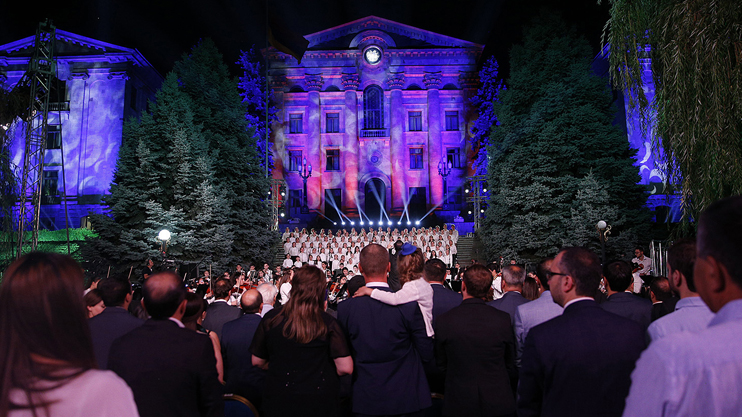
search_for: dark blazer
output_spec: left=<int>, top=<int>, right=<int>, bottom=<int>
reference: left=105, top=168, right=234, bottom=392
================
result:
left=88, top=306, right=143, bottom=369
left=108, top=319, right=223, bottom=417
left=517, top=299, right=645, bottom=417
left=600, top=292, right=653, bottom=332
left=435, top=298, right=517, bottom=417
left=388, top=249, right=402, bottom=291
left=487, top=291, right=530, bottom=324
left=651, top=297, right=679, bottom=321
left=221, top=313, right=266, bottom=406
left=430, top=283, right=463, bottom=327
left=202, top=300, right=241, bottom=340
left=337, top=285, right=433, bottom=416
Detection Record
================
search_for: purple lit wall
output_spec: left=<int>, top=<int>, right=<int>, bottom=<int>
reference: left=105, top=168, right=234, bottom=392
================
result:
left=0, top=30, right=162, bottom=229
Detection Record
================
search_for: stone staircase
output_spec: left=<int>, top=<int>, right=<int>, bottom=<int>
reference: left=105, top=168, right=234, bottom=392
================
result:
left=456, top=236, right=475, bottom=267
left=272, top=241, right=286, bottom=269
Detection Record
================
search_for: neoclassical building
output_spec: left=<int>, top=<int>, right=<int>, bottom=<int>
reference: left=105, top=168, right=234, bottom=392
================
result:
left=267, top=16, right=483, bottom=224
left=0, top=29, right=162, bottom=229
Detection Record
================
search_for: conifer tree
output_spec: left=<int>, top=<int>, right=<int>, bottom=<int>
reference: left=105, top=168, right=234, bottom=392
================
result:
left=479, top=12, right=650, bottom=263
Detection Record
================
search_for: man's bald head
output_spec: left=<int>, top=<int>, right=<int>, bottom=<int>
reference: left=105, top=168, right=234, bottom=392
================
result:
left=143, top=272, right=186, bottom=319
left=240, top=289, right=263, bottom=314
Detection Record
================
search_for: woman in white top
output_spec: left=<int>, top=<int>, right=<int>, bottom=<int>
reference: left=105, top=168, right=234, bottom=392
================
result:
left=1, top=252, right=138, bottom=417
left=354, top=243, right=434, bottom=337
left=278, top=270, right=293, bottom=305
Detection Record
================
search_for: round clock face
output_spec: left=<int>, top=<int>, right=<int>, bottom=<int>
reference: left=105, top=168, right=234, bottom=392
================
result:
left=364, top=47, right=382, bottom=65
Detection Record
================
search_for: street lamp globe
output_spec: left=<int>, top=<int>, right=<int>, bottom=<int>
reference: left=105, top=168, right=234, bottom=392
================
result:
left=158, top=229, right=171, bottom=241
left=597, top=220, right=607, bottom=230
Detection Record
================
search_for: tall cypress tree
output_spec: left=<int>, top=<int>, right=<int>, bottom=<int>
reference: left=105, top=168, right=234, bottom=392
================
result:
left=479, top=12, right=651, bottom=263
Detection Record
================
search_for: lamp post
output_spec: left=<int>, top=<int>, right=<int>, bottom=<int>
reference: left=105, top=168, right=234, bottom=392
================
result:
left=596, top=220, right=612, bottom=266
left=299, top=157, right=312, bottom=214
left=158, top=229, right=171, bottom=258
left=438, top=159, right=452, bottom=209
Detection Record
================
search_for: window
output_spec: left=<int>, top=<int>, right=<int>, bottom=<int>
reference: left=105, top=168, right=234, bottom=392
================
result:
left=363, top=85, right=384, bottom=130
left=409, top=111, right=422, bottom=131
left=325, top=188, right=342, bottom=218
left=326, top=149, right=340, bottom=171
left=446, top=148, right=461, bottom=168
left=289, top=114, right=303, bottom=134
left=326, top=113, right=339, bottom=133
left=41, top=170, right=59, bottom=205
left=410, top=148, right=424, bottom=170
left=46, top=125, right=61, bottom=150
left=289, top=189, right=303, bottom=215
left=445, top=111, right=459, bottom=131
left=289, top=151, right=302, bottom=172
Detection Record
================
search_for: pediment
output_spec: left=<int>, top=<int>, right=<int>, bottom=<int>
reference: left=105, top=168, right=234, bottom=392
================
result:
left=305, top=16, right=482, bottom=51
left=0, top=29, right=135, bottom=58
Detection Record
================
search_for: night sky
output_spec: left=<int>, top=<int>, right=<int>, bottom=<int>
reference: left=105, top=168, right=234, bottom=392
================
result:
left=0, top=0, right=610, bottom=78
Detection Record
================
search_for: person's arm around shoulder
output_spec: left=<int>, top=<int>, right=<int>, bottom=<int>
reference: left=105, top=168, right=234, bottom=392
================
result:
left=356, top=280, right=420, bottom=306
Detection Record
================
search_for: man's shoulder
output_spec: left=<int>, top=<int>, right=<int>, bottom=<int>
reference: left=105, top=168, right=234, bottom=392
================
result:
left=90, top=307, right=143, bottom=326
left=223, top=313, right=262, bottom=331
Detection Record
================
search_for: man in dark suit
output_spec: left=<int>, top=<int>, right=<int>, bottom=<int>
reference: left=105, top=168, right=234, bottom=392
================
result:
left=202, top=278, right=241, bottom=340
left=387, top=239, right=404, bottom=291
left=488, top=264, right=530, bottom=323
left=337, top=244, right=433, bottom=417
left=221, top=289, right=266, bottom=409
left=435, top=264, right=517, bottom=417
left=424, top=258, right=462, bottom=326
left=648, top=276, right=678, bottom=321
left=517, top=247, right=645, bottom=417
left=600, top=260, right=653, bottom=332
left=108, top=272, right=223, bottom=417
left=89, top=276, right=143, bottom=369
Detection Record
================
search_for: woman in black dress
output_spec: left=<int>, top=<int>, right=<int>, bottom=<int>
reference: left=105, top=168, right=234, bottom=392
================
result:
left=251, top=265, right=353, bottom=417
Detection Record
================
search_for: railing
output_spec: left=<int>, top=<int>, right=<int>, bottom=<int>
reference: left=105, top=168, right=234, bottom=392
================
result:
left=360, top=128, right=389, bottom=138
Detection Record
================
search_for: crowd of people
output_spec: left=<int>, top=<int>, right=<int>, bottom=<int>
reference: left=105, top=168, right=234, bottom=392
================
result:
left=3, top=195, right=742, bottom=417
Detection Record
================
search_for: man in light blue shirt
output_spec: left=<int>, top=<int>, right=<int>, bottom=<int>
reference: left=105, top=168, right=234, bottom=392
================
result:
left=513, top=258, right=562, bottom=362
left=624, top=195, right=742, bottom=417
left=647, top=238, right=714, bottom=342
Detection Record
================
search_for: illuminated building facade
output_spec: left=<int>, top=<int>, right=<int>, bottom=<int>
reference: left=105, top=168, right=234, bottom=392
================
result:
left=267, top=16, right=483, bottom=225
left=0, top=30, right=162, bottom=229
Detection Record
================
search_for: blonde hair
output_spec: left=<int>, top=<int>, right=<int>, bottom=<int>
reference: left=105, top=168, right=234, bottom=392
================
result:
left=397, top=247, right=425, bottom=285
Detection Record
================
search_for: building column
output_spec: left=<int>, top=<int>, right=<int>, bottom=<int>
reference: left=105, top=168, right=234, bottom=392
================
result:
left=388, top=73, right=406, bottom=215
left=342, top=74, right=360, bottom=215
left=425, top=72, right=443, bottom=209
left=305, top=74, right=323, bottom=212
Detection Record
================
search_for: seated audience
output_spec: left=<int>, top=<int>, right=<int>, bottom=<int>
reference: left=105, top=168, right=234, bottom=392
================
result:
left=0, top=252, right=138, bottom=416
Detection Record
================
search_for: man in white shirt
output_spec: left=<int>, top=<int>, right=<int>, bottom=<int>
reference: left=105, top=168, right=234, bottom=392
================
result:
left=631, top=247, right=652, bottom=293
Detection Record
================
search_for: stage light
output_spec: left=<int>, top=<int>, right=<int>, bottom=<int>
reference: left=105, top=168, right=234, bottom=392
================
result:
left=480, top=209, right=485, bottom=213
left=280, top=212, right=285, bottom=217
left=333, top=222, right=337, bottom=225
left=360, top=221, right=364, bottom=225
left=281, top=192, right=285, bottom=196
left=483, top=188, right=487, bottom=193
left=468, top=210, right=472, bottom=214
left=407, top=221, right=411, bottom=225
left=342, top=222, right=346, bottom=226
left=387, top=221, right=392, bottom=226
left=397, top=221, right=402, bottom=225
left=350, top=221, right=355, bottom=225
left=415, top=220, right=420, bottom=225
left=369, top=221, right=373, bottom=225
left=465, top=188, right=470, bottom=193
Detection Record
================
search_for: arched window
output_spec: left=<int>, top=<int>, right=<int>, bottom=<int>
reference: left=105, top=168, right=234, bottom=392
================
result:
left=363, top=85, right=384, bottom=130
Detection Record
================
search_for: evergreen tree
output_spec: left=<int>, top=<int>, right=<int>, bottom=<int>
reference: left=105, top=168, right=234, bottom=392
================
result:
left=238, top=49, right=277, bottom=173
left=82, top=40, right=277, bottom=276
left=479, top=12, right=650, bottom=263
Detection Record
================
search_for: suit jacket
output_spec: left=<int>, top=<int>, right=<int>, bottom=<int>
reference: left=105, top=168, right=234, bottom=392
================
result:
left=600, top=292, right=653, bottom=332
left=488, top=291, right=530, bottom=324
left=651, top=297, right=679, bottom=321
left=220, top=313, right=266, bottom=406
left=430, top=283, right=463, bottom=327
left=337, top=285, right=433, bottom=415
left=108, top=319, right=223, bottom=417
left=88, top=306, right=144, bottom=369
left=435, top=298, right=517, bottom=417
left=513, top=291, right=562, bottom=362
left=517, top=299, right=645, bottom=417
left=202, top=300, right=241, bottom=340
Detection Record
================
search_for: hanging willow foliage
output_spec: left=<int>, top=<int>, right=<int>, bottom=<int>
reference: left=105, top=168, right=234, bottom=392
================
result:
left=602, top=0, right=742, bottom=224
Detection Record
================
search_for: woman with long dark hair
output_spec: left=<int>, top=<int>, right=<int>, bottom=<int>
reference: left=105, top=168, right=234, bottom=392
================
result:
left=250, top=265, right=352, bottom=417
left=0, top=252, right=138, bottom=416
